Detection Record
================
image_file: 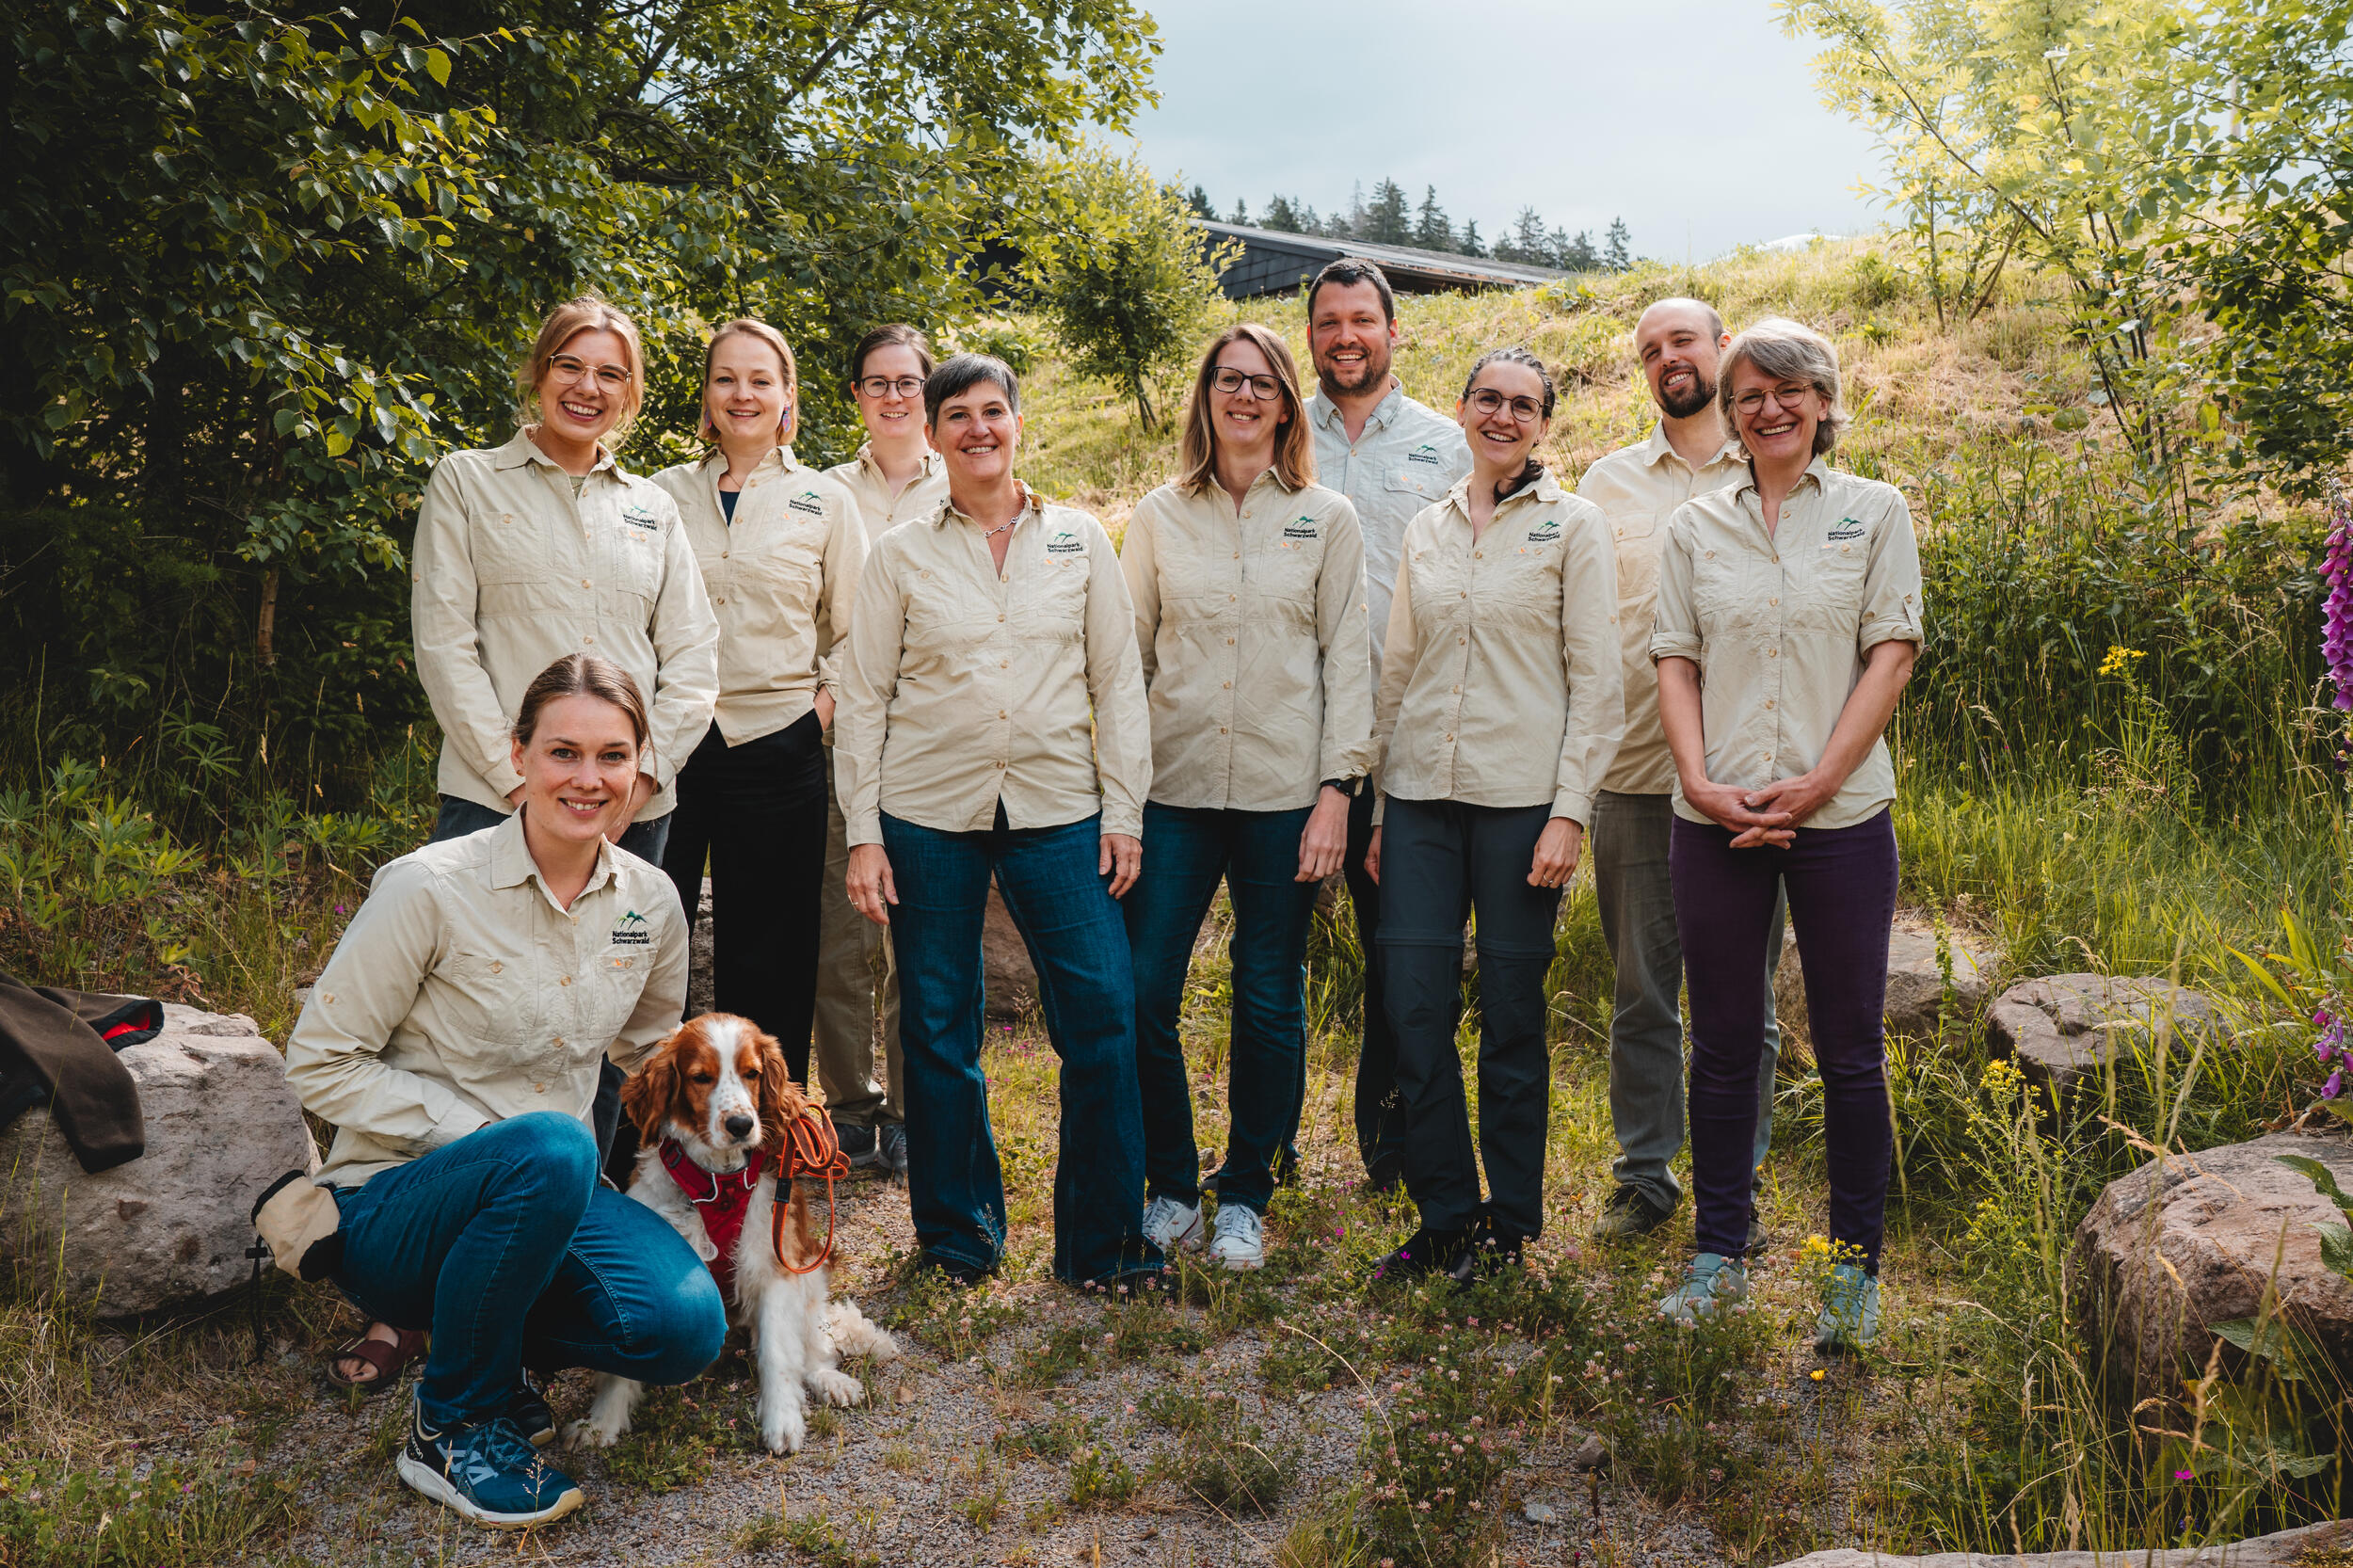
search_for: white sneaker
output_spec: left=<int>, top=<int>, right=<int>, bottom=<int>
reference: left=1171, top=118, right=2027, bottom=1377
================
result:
left=1142, top=1195, right=1204, bottom=1253
left=1209, top=1205, right=1264, bottom=1271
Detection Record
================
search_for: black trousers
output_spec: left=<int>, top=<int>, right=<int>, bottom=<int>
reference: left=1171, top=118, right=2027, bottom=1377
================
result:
left=1376, top=795, right=1562, bottom=1242
left=1345, top=786, right=1404, bottom=1187
left=660, top=712, right=829, bottom=1083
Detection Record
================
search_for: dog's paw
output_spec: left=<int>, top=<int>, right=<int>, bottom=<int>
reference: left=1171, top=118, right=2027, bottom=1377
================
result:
left=809, top=1368, right=865, bottom=1408
left=564, top=1416, right=624, bottom=1450
left=760, top=1406, right=808, bottom=1456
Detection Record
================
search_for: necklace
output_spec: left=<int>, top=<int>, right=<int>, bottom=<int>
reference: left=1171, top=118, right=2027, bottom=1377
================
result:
left=982, top=513, right=1022, bottom=540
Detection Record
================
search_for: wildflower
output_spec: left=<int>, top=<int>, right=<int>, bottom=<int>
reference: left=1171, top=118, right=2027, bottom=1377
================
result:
left=1809, top=1368, right=1826, bottom=1382
left=2174, top=1468, right=2194, bottom=1480
left=2322, top=490, right=2353, bottom=710
left=2097, top=644, right=2148, bottom=680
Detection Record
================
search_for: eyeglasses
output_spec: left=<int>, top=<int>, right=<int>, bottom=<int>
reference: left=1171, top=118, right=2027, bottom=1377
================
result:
left=1732, top=385, right=1817, bottom=416
left=1466, top=388, right=1545, bottom=424
left=547, top=354, right=631, bottom=392
left=856, top=376, right=926, bottom=400
left=1210, top=366, right=1284, bottom=401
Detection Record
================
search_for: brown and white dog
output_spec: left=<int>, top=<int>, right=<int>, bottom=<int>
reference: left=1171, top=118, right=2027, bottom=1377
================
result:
left=566, top=1013, right=896, bottom=1456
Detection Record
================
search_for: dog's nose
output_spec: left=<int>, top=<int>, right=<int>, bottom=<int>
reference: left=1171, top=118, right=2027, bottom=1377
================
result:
left=724, top=1112, right=756, bottom=1140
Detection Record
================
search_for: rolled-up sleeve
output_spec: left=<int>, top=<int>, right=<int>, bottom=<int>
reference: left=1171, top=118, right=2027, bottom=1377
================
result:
left=1316, top=502, right=1375, bottom=784
left=1084, top=520, right=1152, bottom=837
left=1858, top=495, right=1926, bottom=654
left=1648, top=505, right=1704, bottom=667
left=284, top=861, right=488, bottom=1157
left=835, top=541, right=904, bottom=847
left=643, top=500, right=720, bottom=792
left=1551, top=501, right=1625, bottom=826
left=410, top=462, right=524, bottom=801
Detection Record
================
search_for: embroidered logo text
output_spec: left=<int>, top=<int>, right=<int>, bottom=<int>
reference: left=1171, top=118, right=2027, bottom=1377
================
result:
left=610, top=910, right=652, bottom=946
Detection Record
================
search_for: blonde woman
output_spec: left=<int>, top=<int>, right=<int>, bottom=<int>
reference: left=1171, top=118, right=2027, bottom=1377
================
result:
left=1651, top=319, right=1921, bottom=1352
left=1365, top=346, right=1623, bottom=1284
left=650, top=320, right=864, bottom=1089
left=1118, top=325, right=1371, bottom=1271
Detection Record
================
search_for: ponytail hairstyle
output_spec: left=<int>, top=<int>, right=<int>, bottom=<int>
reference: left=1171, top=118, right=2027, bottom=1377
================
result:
left=513, top=654, right=649, bottom=753
left=696, top=318, right=798, bottom=445
left=1459, top=345, right=1558, bottom=503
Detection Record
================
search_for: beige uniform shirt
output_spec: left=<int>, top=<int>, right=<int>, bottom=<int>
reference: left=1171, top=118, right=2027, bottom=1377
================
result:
left=650, top=448, right=866, bottom=745
left=837, top=488, right=1152, bottom=845
left=1576, top=425, right=1746, bottom=795
left=1120, top=472, right=1374, bottom=812
left=286, top=812, right=688, bottom=1187
left=1374, top=472, right=1625, bottom=826
left=825, top=443, right=952, bottom=546
left=1650, top=458, right=1925, bottom=829
left=1307, top=383, right=1474, bottom=673
left=411, top=430, right=720, bottom=818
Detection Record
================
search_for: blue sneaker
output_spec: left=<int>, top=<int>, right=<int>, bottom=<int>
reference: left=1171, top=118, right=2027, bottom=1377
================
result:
left=1814, top=1262, right=1882, bottom=1354
left=1657, top=1252, right=1749, bottom=1326
left=508, top=1371, right=554, bottom=1449
left=396, top=1400, right=584, bottom=1528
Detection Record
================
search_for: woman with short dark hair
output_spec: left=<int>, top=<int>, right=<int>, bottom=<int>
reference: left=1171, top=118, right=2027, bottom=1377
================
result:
left=1366, top=345, right=1623, bottom=1283
left=1650, top=318, right=1922, bottom=1352
left=835, top=354, right=1160, bottom=1289
left=288, top=655, right=723, bottom=1528
left=1118, top=324, right=1372, bottom=1271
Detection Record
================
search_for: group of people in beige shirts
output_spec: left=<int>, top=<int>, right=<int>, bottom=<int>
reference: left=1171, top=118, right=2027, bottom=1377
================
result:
left=282, top=255, right=1921, bottom=1527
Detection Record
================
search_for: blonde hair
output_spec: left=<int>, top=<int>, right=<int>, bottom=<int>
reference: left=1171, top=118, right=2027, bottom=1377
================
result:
left=516, top=295, right=646, bottom=445
left=697, top=318, right=799, bottom=444
left=1176, top=325, right=1315, bottom=494
left=513, top=653, right=648, bottom=751
left=1720, top=316, right=1846, bottom=457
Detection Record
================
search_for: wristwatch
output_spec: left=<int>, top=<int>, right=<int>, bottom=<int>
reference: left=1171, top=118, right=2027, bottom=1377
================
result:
left=1321, top=777, right=1361, bottom=797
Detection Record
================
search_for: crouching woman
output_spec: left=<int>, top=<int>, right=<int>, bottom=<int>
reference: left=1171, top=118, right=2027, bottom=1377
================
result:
left=286, top=654, right=726, bottom=1529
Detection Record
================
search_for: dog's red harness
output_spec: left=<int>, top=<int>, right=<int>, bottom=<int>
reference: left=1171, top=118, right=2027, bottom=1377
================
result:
left=658, top=1111, right=852, bottom=1298
left=659, top=1141, right=765, bottom=1301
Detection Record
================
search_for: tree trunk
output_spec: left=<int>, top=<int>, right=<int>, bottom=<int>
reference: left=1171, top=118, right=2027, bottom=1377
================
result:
left=257, top=568, right=279, bottom=668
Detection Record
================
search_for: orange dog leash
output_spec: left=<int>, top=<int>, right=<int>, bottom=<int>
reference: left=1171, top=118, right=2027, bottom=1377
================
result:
left=773, top=1108, right=853, bottom=1276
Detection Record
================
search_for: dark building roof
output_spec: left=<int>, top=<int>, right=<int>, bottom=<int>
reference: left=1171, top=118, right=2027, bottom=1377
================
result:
left=1195, top=220, right=1567, bottom=299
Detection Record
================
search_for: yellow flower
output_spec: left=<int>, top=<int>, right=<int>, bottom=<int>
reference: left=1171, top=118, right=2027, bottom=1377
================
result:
left=2097, top=644, right=2147, bottom=678
left=1809, top=1369, right=1827, bottom=1382
left=1981, top=1057, right=2026, bottom=1098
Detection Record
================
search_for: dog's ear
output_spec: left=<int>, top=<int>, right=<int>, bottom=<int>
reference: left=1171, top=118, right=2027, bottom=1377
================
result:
left=755, top=1029, right=801, bottom=1147
left=621, top=1027, right=685, bottom=1143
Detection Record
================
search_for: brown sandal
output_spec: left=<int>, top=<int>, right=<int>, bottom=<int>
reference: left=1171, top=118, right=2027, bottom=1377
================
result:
left=326, top=1327, right=426, bottom=1394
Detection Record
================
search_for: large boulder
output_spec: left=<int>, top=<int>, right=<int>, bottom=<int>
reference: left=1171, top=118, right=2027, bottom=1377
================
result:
left=1773, top=917, right=1993, bottom=1059
left=0, top=1004, right=319, bottom=1318
left=2072, top=1130, right=2353, bottom=1387
left=1771, top=1518, right=2352, bottom=1565
left=1987, top=974, right=2230, bottom=1106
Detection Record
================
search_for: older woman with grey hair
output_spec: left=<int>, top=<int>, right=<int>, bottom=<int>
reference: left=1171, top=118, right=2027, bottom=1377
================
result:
left=1646, top=318, right=1923, bottom=1353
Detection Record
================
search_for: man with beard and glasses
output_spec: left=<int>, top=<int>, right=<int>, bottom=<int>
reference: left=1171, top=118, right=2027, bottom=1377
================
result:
left=1577, top=296, right=1785, bottom=1245
left=1304, top=257, right=1471, bottom=1193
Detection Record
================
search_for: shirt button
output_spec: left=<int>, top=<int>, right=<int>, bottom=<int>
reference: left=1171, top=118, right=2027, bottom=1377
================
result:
left=1223, top=680, right=1231, bottom=689
left=1765, top=699, right=1776, bottom=711
left=1233, top=551, right=1241, bottom=559
left=996, top=760, right=1007, bottom=769
left=998, top=613, right=1006, bottom=622
left=535, top=1083, right=545, bottom=1095
left=580, top=578, right=590, bottom=588
left=1220, top=727, right=1227, bottom=734
left=1769, top=597, right=1779, bottom=606
left=488, top=960, right=503, bottom=974
left=1451, top=685, right=1460, bottom=694
left=713, top=597, right=725, bottom=605
left=583, top=634, right=593, bottom=645
left=721, top=552, right=728, bottom=559
left=999, top=710, right=1008, bottom=719
left=1444, top=733, right=1453, bottom=742
left=552, top=1036, right=566, bottom=1048
left=1227, top=637, right=1236, bottom=646
left=1000, top=660, right=1009, bottom=668
left=569, top=915, right=579, bottom=925
left=1768, top=648, right=1779, bottom=658
left=559, top=975, right=572, bottom=986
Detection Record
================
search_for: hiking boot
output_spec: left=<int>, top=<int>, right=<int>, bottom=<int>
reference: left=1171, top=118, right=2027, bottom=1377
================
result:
left=1657, top=1252, right=1749, bottom=1326
left=876, top=1122, right=909, bottom=1178
left=1814, top=1262, right=1881, bottom=1354
left=835, top=1122, right=881, bottom=1171
left=1369, top=1225, right=1473, bottom=1287
left=1142, top=1194, right=1205, bottom=1254
left=507, top=1371, right=555, bottom=1450
left=1593, top=1186, right=1673, bottom=1241
left=396, top=1400, right=584, bottom=1528
left=1209, top=1204, right=1264, bottom=1272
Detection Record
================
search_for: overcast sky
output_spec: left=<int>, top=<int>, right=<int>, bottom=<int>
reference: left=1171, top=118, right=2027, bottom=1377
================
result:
left=1120, top=0, right=1888, bottom=260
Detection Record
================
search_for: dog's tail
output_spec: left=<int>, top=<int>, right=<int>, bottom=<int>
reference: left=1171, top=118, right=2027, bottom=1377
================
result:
left=824, top=1300, right=900, bottom=1362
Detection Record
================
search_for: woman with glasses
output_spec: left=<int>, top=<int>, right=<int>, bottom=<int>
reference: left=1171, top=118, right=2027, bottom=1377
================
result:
left=814, top=325, right=952, bottom=1178
left=367, top=295, right=718, bottom=1395
left=1117, top=326, right=1373, bottom=1271
left=648, top=319, right=864, bottom=1096
left=1365, top=346, right=1622, bottom=1283
left=1650, top=319, right=1920, bottom=1352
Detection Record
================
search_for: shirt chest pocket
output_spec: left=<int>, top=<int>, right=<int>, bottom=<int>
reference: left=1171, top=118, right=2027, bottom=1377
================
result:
left=1692, top=546, right=1754, bottom=633
left=1248, top=535, right=1322, bottom=620
left=1018, top=553, right=1090, bottom=638
left=1384, top=469, right=1437, bottom=520
left=597, top=504, right=667, bottom=613
left=1793, top=536, right=1869, bottom=632
left=1610, top=511, right=1664, bottom=602
left=1405, top=548, right=1468, bottom=638
left=470, top=506, right=547, bottom=588
left=583, top=944, right=650, bottom=1044
left=1493, top=538, right=1564, bottom=627
left=438, top=948, right=536, bottom=1051
left=903, top=571, right=991, bottom=657
left=733, top=531, right=824, bottom=620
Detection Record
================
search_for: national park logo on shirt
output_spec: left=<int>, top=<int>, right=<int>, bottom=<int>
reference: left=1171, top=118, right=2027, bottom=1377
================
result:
left=1406, top=443, right=1444, bottom=467
left=787, top=489, right=825, bottom=519
left=1046, top=530, right=1085, bottom=555
left=1526, top=520, right=1562, bottom=544
left=610, top=910, right=652, bottom=946
left=620, top=503, right=661, bottom=532
left=1283, top=517, right=1320, bottom=540
left=1826, top=517, right=1867, bottom=541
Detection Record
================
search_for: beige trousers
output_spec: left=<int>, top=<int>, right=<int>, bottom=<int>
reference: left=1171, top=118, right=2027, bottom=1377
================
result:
left=814, top=761, right=901, bottom=1125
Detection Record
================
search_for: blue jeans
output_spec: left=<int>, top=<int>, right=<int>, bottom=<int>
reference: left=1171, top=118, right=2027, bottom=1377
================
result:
left=881, top=809, right=1159, bottom=1285
left=331, top=1112, right=727, bottom=1430
left=1125, top=801, right=1316, bottom=1215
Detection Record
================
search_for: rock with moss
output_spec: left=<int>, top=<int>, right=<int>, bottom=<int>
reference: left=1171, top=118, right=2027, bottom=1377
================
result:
left=0, top=1003, right=318, bottom=1318
left=1985, top=972, right=2230, bottom=1106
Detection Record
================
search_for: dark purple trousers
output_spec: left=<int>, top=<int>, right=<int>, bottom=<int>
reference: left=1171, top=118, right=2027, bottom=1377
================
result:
left=1670, top=808, right=1897, bottom=1270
